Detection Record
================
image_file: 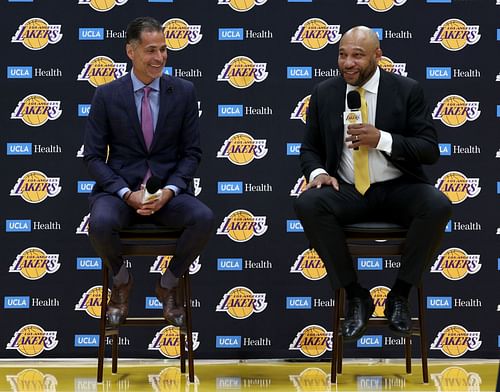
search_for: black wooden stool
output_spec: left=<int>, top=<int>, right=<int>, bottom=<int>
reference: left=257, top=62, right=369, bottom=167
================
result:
left=97, top=224, right=194, bottom=383
left=331, top=222, right=429, bottom=384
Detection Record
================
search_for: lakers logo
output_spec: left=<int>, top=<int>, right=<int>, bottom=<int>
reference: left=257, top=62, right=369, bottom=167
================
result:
left=431, top=367, right=481, bottom=391
left=217, top=0, right=267, bottom=12
left=193, top=177, right=202, bottom=196
left=217, top=56, right=268, bottom=88
left=291, top=18, right=341, bottom=50
left=432, top=95, right=480, bottom=127
left=435, top=171, right=480, bottom=204
left=289, top=368, right=331, bottom=390
left=378, top=56, right=407, bottom=77
left=430, top=19, right=480, bottom=51
left=78, top=0, right=128, bottom=12
left=76, top=213, right=90, bottom=235
left=11, top=94, right=62, bottom=127
left=289, top=325, right=333, bottom=358
left=149, top=326, right=199, bottom=358
left=162, top=18, right=202, bottom=51
left=290, top=95, right=311, bottom=124
left=290, top=176, right=307, bottom=197
left=6, top=324, right=58, bottom=357
left=290, top=249, right=327, bottom=281
left=216, top=286, right=267, bottom=319
left=10, top=171, right=61, bottom=203
left=6, top=369, right=58, bottom=392
left=9, top=247, right=60, bottom=280
left=430, top=324, right=481, bottom=357
left=11, top=18, right=62, bottom=50
left=431, top=248, right=481, bottom=280
left=370, top=286, right=390, bottom=317
left=74, top=286, right=111, bottom=318
left=217, top=132, right=268, bottom=165
left=357, top=0, right=407, bottom=12
left=78, top=56, right=127, bottom=87
left=216, top=209, right=268, bottom=242
left=150, top=256, right=201, bottom=275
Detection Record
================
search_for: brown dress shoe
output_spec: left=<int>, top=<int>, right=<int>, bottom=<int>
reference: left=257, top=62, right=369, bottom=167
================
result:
left=106, top=274, right=133, bottom=327
left=155, top=280, right=185, bottom=327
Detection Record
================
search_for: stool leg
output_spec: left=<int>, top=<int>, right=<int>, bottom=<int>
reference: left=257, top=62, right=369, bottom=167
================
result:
left=331, top=289, right=341, bottom=384
left=180, top=331, right=186, bottom=373
left=405, top=336, right=412, bottom=374
left=418, top=286, right=429, bottom=383
left=97, top=267, right=108, bottom=383
left=112, top=334, right=118, bottom=374
left=338, top=289, right=344, bottom=374
left=185, top=274, right=195, bottom=383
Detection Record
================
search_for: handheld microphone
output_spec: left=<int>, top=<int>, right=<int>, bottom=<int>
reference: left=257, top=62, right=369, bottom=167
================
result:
left=344, top=90, right=362, bottom=150
left=142, top=176, right=162, bottom=203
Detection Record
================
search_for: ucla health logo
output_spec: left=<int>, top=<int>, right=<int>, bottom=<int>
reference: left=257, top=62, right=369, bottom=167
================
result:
left=217, top=0, right=267, bottom=12
left=357, top=0, right=407, bottom=12
left=290, top=95, right=310, bottom=124
left=217, top=56, right=268, bottom=88
left=290, top=176, right=307, bottom=197
left=431, top=325, right=481, bottom=357
left=162, top=19, right=202, bottom=51
left=430, top=19, right=480, bottom=51
left=435, top=171, right=480, bottom=204
left=378, top=56, right=407, bottom=76
left=370, top=286, right=390, bottom=317
left=289, top=325, right=332, bottom=358
left=11, top=18, right=62, bottom=50
left=217, top=132, right=268, bottom=165
left=11, top=94, right=62, bottom=127
left=10, top=171, right=61, bottom=203
left=75, top=286, right=110, bottom=319
left=6, top=324, right=58, bottom=357
left=76, top=213, right=90, bottom=235
left=149, top=326, right=199, bottom=358
left=78, top=0, right=127, bottom=12
left=291, top=19, right=341, bottom=50
left=216, top=286, right=267, bottom=319
left=9, top=247, right=60, bottom=280
left=431, top=248, right=481, bottom=280
left=150, top=256, right=201, bottom=275
left=290, top=249, right=327, bottom=281
left=78, top=56, right=127, bottom=87
left=432, top=95, right=480, bottom=127
left=217, top=209, right=268, bottom=242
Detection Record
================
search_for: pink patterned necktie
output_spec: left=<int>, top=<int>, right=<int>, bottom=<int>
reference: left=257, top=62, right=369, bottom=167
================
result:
left=141, top=87, right=154, bottom=150
left=141, top=87, right=153, bottom=183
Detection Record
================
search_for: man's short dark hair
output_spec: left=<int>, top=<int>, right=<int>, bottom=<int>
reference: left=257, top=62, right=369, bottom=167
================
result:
left=126, top=17, right=163, bottom=45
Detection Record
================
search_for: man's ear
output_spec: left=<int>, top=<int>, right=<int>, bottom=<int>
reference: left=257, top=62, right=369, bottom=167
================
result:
left=375, top=47, right=383, bottom=60
left=126, top=43, right=134, bottom=61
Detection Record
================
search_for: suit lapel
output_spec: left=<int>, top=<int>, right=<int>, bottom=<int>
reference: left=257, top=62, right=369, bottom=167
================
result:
left=120, top=74, right=147, bottom=151
left=152, top=75, right=173, bottom=151
left=330, top=79, right=347, bottom=151
left=375, top=69, right=394, bottom=130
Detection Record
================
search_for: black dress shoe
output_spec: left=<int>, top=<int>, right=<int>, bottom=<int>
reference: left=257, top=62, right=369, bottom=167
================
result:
left=384, top=294, right=412, bottom=336
left=155, top=280, right=186, bottom=328
left=106, top=274, right=133, bottom=327
left=341, top=294, right=375, bottom=341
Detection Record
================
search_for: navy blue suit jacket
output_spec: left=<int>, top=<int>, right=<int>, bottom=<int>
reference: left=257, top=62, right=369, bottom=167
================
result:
left=83, top=73, right=201, bottom=203
left=300, top=68, right=439, bottom=184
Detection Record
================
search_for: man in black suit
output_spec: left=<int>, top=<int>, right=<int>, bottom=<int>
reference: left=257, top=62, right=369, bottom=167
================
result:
left=294, top=26, right=451, bottom=340
left=84, top=17, right=214, bottom=328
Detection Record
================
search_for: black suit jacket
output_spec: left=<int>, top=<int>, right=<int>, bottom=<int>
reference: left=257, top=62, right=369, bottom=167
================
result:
left=300, top=68, right=439, bottom=184
left=83, top=73, right=201, bottom=203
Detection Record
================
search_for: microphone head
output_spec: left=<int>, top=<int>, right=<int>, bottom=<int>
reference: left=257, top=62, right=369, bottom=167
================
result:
left=145, top=176, right=162, bottom=193
left=347, top=90, right=361, bottom=110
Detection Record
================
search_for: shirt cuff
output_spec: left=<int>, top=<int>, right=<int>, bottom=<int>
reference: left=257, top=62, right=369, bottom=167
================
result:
left=118, top=187, right=131, bottom=199
left=376, top=130, right=393, bottom=154
left=165, top=185, right=180, bottom=196
left=309, top=168, right=329, bottom=184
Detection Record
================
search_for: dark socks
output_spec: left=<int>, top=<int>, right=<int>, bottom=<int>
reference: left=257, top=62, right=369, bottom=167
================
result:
left=390, top=279, right=412, bottom=299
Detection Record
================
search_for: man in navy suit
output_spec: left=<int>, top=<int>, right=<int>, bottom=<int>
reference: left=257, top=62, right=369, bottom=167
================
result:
left=84, top=17, right=214, bottom=327
left=294, top=26, right=451, bottom=340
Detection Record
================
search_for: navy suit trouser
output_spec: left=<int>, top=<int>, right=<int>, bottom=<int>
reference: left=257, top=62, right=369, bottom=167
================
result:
left=294, top=176, right=452, bottom=289
left=88, top=193, right=215, bottom=277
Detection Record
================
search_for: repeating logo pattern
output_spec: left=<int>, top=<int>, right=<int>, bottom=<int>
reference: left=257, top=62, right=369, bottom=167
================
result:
left=11, top=18, right=62, bottom=50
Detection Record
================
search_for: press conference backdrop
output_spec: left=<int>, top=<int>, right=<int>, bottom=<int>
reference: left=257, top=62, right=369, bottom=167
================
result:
left=1, top=0, right=499, bottom=361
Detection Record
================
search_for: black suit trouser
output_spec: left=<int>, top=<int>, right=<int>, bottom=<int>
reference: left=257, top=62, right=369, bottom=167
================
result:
left=294, top=177, right=452, bottom=289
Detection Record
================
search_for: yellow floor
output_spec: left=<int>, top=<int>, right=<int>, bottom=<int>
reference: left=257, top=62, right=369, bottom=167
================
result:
left=0, top=359, right=497, bottom=391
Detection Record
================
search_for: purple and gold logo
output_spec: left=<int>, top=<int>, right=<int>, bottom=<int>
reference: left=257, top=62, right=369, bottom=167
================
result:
left=216, top=286, right=267, bottom=319
left=217, top=0, right=267, bottom=12
left=217, top=209, right=268, bottom=242
left=9, top=248, right=60, bottom=280
left=11, top=18, right=62, bottom=50
left=218, top=56, right=268, bottom=88
left=162, top=18, right=202, bottom=51
left=217, top=132, right=268, bottom=165
left=10, top=171, right=61, bottom=203
left=435, top=171, right=480, bottom=204
left=432, top=95, right=480, bottom=127
left=78, top=56, right=127, bottom=87
left=430, top=325, right=481, bottom=357
left=431, top=248, right=481, bottom=281
left=78, top=0, right=128, bottom=12
left=6, top=325, right=58, bottom=357
left=430, top=19, right=480, bottom=51
left=291, top=19, right=341, bottom=50
left=11, top=94, right=62, bottom=127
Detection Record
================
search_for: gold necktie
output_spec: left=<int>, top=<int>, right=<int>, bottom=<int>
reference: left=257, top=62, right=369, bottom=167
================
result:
left=353, top=88, right=370, bottom=195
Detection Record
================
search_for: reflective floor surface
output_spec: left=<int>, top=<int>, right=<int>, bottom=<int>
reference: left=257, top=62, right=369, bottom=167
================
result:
left=0, top=359, right=498, bottom=392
